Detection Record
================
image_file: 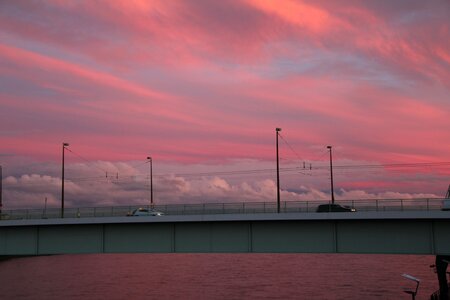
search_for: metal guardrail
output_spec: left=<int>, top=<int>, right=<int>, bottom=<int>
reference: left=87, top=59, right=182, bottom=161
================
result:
left=0, top=198, right=448, bottom=221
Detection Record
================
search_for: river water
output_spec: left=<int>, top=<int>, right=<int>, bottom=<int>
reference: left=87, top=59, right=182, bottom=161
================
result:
left=0, top=254, right=440, bottom=299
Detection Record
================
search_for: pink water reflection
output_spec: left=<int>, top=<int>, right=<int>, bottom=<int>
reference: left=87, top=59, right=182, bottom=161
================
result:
left=0, top=254, right=437, bottom=299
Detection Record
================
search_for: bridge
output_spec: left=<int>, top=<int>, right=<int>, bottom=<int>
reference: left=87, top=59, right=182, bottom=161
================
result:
left=1, top=199, right=449, bottom=256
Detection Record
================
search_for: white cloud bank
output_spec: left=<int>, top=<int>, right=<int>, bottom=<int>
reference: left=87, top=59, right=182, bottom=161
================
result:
left=2, top=172, right=440, bottom=210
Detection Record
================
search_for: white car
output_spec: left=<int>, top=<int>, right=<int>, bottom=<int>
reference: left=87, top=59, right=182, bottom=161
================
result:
left=128, top=208, right=164, bottom=216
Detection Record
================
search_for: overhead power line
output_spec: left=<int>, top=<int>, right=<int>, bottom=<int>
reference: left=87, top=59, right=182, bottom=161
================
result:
left=65, top=148, right=110, bottom=175
left=278, top=133, right=304, bottom=162
left=4, top=161, right=449, bottom=188
left=66, top=161, right=450, bottom=182
left=313, top=161, right=450, bottom=170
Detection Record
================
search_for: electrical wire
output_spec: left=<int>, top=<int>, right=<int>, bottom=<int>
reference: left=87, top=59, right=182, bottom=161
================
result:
left=65, top=147, right=111, bottom=175
left=278, top=133, right=304, bottom=162
left=3, top=161, right=449, bottom=187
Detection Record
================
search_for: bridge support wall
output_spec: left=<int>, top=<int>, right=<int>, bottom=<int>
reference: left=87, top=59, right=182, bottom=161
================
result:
left=1, top=217, right=449, bottom=255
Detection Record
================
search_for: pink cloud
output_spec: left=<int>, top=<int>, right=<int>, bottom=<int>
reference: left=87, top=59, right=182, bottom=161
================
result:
left=0, top=44, right=170, bottom=102
left=1, top=0, right=448, bottom=201
left=1, top=0, right=447, bottom=96
left=245, top=0, right=348, bottom=34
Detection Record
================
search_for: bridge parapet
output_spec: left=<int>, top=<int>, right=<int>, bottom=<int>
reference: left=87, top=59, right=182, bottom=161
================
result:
left=0, top=198, right=447, bottom=221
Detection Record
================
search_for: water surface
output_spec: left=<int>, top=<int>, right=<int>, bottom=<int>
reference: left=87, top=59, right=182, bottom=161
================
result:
left=0, top=254, right=438, bottom=299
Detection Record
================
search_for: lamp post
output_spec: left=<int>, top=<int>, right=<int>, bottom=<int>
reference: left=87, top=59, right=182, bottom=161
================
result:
left=61, top=142, right=69, bottom=218
left=0, top=165, right=2, bottom=214
left=402, top=273, right=420, bottom=300
left=147, top=156, right=153, bottom=207
left=327, top=145, right=335, bottom=204
left=276, top=128, right=282, bottom=213
left=44, top=197, right=47, bottom=219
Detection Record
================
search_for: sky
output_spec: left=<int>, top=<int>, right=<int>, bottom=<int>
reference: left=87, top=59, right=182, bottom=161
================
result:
left=0, top=0, right=449, bottom=209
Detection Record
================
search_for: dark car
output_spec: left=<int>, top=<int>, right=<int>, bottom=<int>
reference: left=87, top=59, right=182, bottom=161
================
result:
left=442, top=199, right=450, bottom=211
left=316, top=203, right=356, bottom=212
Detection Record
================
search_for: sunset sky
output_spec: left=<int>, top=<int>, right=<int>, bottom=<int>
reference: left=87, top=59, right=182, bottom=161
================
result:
left=1, top=1, right=449, bottom=209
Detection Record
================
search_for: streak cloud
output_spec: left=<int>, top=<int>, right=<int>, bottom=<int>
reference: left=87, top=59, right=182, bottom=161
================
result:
left=0, top=1, right=449, bottom=208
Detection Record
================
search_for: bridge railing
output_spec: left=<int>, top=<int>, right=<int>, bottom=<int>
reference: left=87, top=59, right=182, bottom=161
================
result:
left=0, top=198, right=447, bottom=221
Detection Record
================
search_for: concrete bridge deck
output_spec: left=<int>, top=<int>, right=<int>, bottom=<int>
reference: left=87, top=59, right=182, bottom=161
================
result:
left=1, top=210, right=449, bottom=256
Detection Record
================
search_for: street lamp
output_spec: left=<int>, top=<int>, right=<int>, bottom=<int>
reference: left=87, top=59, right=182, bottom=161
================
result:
left=147, top=156, right=153, bottom=207
left=61, top=142, right=69, bottom=218
left=327, top=146, right=335, bottom=204
left=0, top=165, right=2, bottom=215
left=276, top=128, right=282, bottom=213
left=402, top=274, right=420, bottom=300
